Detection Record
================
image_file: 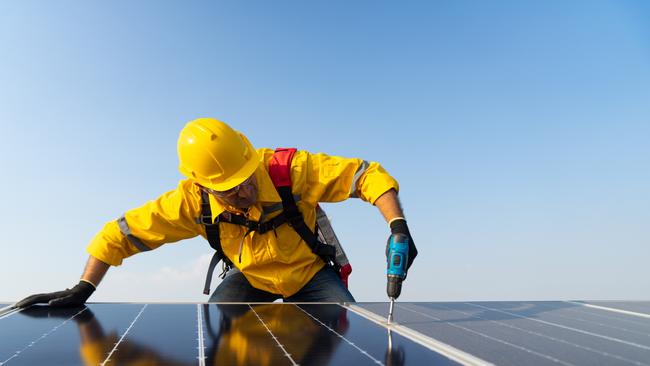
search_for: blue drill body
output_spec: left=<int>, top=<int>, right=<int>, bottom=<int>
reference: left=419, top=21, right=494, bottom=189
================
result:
left=386, top=233, right=409, bottom=299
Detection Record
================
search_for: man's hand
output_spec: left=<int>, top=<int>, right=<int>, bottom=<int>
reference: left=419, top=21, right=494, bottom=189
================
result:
left=15, top=280, right=96, bottom=308
left=389, top=218, right=418, bottom=270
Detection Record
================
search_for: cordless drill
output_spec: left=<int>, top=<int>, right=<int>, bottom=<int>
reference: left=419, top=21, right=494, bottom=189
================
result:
left=386, top=233, right=409, bottom=323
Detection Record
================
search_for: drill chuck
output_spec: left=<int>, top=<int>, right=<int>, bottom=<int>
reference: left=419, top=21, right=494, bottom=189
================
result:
left=387, top=275, right=403, bottom=299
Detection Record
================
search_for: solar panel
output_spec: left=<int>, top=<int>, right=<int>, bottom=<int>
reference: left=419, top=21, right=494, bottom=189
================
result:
left=358, top=301, right=650, bottom=366
left=2, top=301, right=649, bottom=365
left=0, top=303, right=461, bottom=366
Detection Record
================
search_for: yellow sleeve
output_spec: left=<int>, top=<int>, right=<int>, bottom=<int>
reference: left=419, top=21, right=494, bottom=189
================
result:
left=293, top=150, right=399, bottom=205
left=86, top=179, right=204, bottom=266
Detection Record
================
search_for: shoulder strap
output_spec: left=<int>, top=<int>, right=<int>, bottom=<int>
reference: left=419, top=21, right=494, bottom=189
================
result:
left=268, top=148, right=296, bottom=188
left=199, top=190, right=222, bottom=251
left=199, top=190, right=232, bottom=295
left=269, top=148, right=336, bottom=261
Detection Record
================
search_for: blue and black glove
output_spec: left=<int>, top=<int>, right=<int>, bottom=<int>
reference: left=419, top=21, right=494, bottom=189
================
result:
left=388, top=218, right=418, bottom=271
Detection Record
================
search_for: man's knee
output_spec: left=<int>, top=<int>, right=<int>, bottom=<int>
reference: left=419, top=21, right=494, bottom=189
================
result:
left=209, top=271, right=278, bottom=302
left=286, top=266, right=356, bottom=302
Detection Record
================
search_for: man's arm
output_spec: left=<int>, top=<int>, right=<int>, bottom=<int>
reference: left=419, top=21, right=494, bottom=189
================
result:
left=374, top=189, right=404, bottom=223
left=16, top=180, right=203, bottom=309
left=295, top=151, right=417, bottom=269
left=374, top=188, right=418, bottom=270
left=81, top=256, right=110, bottom=288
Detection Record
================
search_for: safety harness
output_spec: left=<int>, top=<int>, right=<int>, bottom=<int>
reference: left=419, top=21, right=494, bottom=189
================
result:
left=199, top=148, right=352, bottom=295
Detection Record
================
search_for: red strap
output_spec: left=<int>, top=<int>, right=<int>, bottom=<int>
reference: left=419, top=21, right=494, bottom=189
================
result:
left=269, top=148, right=297, bottom=188
left=339, top=263, right=352, bottom=288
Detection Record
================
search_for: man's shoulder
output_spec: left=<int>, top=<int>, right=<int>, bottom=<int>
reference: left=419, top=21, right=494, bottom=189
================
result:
left=255, top=147, right=318, bottom=163
left=173, top=178, right=202, bottom=201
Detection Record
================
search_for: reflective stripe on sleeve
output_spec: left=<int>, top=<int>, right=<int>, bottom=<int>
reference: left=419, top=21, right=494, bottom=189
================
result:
left=349, top=160, right=369, bottom=198
left=117, top=216, right=152, bottom=252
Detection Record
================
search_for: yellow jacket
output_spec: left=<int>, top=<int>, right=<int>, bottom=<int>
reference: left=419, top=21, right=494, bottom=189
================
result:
left=87, top=149, right=398, bottom=297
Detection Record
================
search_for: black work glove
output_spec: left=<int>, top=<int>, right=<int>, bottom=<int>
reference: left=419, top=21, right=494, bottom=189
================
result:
left=388, top=218, right=418, bottom=271
left=15, top=280, right=95, bottom=308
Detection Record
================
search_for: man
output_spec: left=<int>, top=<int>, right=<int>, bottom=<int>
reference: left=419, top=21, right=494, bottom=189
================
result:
left=17, top=118, right=417, bottom=306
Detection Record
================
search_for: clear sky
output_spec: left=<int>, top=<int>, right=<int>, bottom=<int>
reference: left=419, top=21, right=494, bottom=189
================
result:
left=1, top=1, right=649, bottom=302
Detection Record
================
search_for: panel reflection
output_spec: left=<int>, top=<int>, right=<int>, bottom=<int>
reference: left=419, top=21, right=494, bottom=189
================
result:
left=17, top=304, right=396, bottom=366
left=386, top=328, right=405, bottom=366
left=20, top=305, right=191, bottom=365
left=204, top=304, right=352, bottom=365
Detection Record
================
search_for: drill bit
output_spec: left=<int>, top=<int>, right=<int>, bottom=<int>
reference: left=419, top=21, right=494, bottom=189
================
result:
left=387, top=297, right=395, bottom=323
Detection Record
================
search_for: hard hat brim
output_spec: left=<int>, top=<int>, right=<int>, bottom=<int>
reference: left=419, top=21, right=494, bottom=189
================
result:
left=199, top=133, right=260, bottom=192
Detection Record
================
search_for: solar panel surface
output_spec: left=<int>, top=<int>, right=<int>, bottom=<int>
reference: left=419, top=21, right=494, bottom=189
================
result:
left=0, top=303, right=459, bottom=366
left=359, top=301, right=650, bottom=366
left=2, top=301, right=649, bottom=365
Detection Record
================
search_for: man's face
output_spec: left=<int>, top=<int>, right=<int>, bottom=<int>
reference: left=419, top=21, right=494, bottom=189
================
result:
left=203, top=174, right=258, bottom=209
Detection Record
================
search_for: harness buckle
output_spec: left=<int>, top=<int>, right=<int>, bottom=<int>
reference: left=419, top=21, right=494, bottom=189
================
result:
left=198, top=213, right=214, bottom=225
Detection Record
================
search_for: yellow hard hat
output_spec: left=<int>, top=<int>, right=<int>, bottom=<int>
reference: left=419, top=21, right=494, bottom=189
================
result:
left=177, top=118, right=259, bottom=191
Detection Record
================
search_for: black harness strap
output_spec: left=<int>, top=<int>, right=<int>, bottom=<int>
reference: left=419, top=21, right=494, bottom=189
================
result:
left=199, top=190, right=232, bottom=295
left=275, top=186, right=336, bottom=261
left=200, top=191, right=221, bottom=250
left=217, top=211, right=288, bottom=235
left=215, top=195, right=335, bottom=260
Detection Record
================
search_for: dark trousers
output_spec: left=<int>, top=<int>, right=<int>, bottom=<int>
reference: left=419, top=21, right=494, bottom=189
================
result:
left=208, top=265, right=356, bottom=302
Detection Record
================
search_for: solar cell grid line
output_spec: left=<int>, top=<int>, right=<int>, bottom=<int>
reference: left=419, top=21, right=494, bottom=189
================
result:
left=572, top=302, right=650, bottom=319
left=587, top=302, right=650, bottom=315
left=196, top=304, right=206, bottom=366
left=248, top=304, right=299, bottom=366
left=358, top=302, right=588, bottom=366
left=518, top=303, right=650, bottom=340
left=490, top=301, right=650, bottom=335
left=334, top=303, right=469, bottom=366
left=465, top=302, right=650, bottom=352
left=345, top=304, right=494, bottom=366
left=396, top=303, right=577, bottom=366
left=461, top=303, right=650, bottom=366
left=0, top=307, right=87, bottom=366
left=469, top=301, right=650, bottom=347
left=100, top=304, right=147, bottom=366
left=560, top=305, right=650, bottom=331
left=100, top=304, right=200, bottom=366
left=202, top=303, right=312, bottom=365
left=294, top=304, right=384, bottom=366
left=359, top=302, right=650, bottom=366
left=483, top=301, right=650, bottom=334
left=431, top=303, right=649, bottom=366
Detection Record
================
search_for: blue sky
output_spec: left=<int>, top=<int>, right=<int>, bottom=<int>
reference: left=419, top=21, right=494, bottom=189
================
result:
left=1, top=1, right=649, bottom=302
